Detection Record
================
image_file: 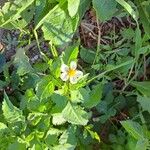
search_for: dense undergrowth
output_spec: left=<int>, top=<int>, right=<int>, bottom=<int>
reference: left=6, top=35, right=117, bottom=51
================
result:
left=0, top=0, right=150, bottom=149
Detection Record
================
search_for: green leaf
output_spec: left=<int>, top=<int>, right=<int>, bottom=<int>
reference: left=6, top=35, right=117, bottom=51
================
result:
left=27, top=113, right=44, bottom=126
left=13, top=48, right=33, bottom=76
left=135, top=138, right=149, bottom=150
left=115, top=0, right=138, bottom=22
left=93, top=0, right=117, bottom=21
left=0, top=0, right=35, bottom=29
left=8, top=140, right=26, bottom=150
left=70, top=88, right=89, bottom=103
left=36, top=76, right=54, bottom=100
left=0, top=122, right=13, bottom=149
left=68, top=0, right=80, bottom=17
left=52, top=113, right=66, bottom=125
left=80, top=47, right=95, bottom=64
left=84, top=83, right=103, bottom=108
left=25, top=89, right=49, bottom=112
left=63, top=44, right=79, bottom=64
left=36, top=4, right=78, bottom=45
left=131, top=81, right=150, bottom=97
left=59, top=126, right=77, bottom=146
left=2, top=92, right=26, bottom=133
left=51, top=93, right=68, bottom=113
left=137, top=95, right=150, bottom=113
left=121, top=120, right=144, bottom=140
left=135, top=0, right=150, bottom=39
left=53, top=144, right=76, bottom=150
left=135, top=27, right=142, bottom=57
left=2, top=92, right=25, bottom=123
left=62, top=102, right=89, bottom=125
left=45, top=128, right=62, bottom=146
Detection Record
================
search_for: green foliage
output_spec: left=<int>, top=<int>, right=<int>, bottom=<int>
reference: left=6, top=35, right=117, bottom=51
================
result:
left=0, top=0, right=150, bottom=149
left=93, top=0, right=117, bottom=22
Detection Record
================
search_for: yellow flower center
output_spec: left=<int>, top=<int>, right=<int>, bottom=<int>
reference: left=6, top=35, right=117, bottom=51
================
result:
left=68, top=69, right=76, bottom=77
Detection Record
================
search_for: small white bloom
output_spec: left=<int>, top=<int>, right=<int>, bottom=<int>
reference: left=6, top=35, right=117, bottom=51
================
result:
left=60, top=61, right=83, bottom=84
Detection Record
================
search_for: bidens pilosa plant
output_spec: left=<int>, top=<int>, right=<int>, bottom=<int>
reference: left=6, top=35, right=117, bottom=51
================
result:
left=0, top=0, right=150, bottom=149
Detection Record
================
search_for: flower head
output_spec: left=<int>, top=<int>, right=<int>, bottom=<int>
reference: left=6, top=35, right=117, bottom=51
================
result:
left=60, top=61, right=83, bottom=84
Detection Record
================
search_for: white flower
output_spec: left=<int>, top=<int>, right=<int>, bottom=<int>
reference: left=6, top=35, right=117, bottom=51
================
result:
left=60, top=61, right=83, bottom=84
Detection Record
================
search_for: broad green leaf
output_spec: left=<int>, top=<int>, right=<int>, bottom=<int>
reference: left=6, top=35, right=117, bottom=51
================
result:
left=13, top=48, right=33, bottom=76
left=37, top=4, right=78, bottom=45
left=63, top=44, right=79, bottom=64
left=51, top=93, right=68, bottom=113
left=59, top=126, right=77, bottom=146
left=45, top=128, right=62, bottom=146
left=137, top=95, right=150, bottom=113
left=2, top=92, right=26, bottom=133
left=68, top=0, right=80, bottom=17
left=0, top=0, right=35, bottom=29
left=62, top=102, right=89, bottom=125
left=70, top=88, right=89, bottom=103
left=52, top=113, right=66, bottom=125
left=131, top=81, right=150, bottom=97
left=78, top=0, right=91, bottom=19
left=84, top=83, right=103, bottom=108
left=25, top=89, right=48, bottom=112
left=2, top=92, right=25, bottom=123
left=135, top=138, right=149, bottom=150
left=80, top=47, right=95, bottom=64
left=121, top=120, right=144, bottom=140
left=36, top=76, right=54, bottom=100
left=93, top=0, right=117, bottom=21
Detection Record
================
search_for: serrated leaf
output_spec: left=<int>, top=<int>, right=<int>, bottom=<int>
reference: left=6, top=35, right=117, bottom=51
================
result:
left=36, top=76, right=54, bottom=100
left=93, top=0, right=117, bottom=22
left=84, top=83, right=103, bottom=108
left=38, top=4, right=78, bottom=45
left=2, top=92, right=26, bottom=133
left=62, top=102, right=89, bottom=125
left=0, top=0, right=35, bottom=29
left=68, top=0, right=80, bottom=17
left=131, top=81, right=150, bottom=97
left=2, top=92, right=25, bottom=124
left=121, top=120, right=144, bottom=140
left=14, top=48, right=33, bottom=76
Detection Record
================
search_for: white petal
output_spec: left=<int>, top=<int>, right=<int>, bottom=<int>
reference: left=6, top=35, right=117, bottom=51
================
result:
left=70, top=61, right=77, bottom=70
left=60, top=73, right=69, bottom=81
left=70, top=76, right=78, bottom=84
left=76, top=70, right=83, bottom=78
left=61, top=64, right=69, bottom=73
